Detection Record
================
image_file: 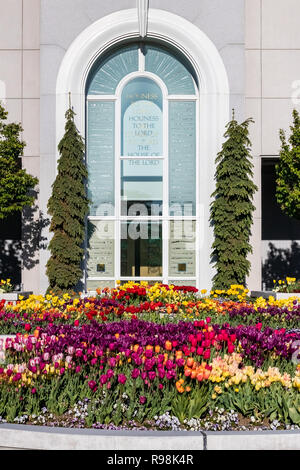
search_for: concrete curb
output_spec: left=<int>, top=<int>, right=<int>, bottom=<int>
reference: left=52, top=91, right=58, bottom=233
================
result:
left=0, top=424, right=299, bottom=450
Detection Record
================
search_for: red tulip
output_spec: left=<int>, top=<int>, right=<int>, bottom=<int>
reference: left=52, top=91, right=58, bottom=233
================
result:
left=203, top=349, right=211, bottom=360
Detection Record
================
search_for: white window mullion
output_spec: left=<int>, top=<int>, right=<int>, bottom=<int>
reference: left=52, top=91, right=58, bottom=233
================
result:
left=86, top=95, right=117, bottom=101
left=139, top=43, right=145, bottom=72
left=115, top=87, right=121, bottom=283
left=168, top=95, right=197, bottom=101
left=163, top=92, right=169, bottom=284
left=162, top=219, right=168, bottom=285
left=195, top=82, right=200, bottom=291
left=83, top=99, right=90, bottom=291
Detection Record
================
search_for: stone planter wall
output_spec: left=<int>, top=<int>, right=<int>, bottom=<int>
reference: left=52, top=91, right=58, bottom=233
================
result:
left=0, top=292, right=32, bottom=302
left=0, top=424, right=300, bottom=450
left=251, top=291, right=300, bottom=300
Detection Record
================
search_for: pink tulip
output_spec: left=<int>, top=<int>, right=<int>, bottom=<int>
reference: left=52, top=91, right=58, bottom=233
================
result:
left=148, top=371, right=156, bottom=381
left=118, top=374, right=127, bottom=384
left=100, top=374, right=108, bottom=385
left=109, top=357, right=117, bottom=368
left=88, top=380, right=97, bottom=391
left=131, top=368, right=140, bottom=379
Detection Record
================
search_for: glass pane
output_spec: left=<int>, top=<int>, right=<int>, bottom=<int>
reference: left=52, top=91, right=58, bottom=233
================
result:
left=169, top=280, right=197, bottom=287
left=121, top=159, right=163, bottom=216
left=86, top=220, right=114, bottom=278
left=145, top=45, right=195, bottom=95
left=169, top=221, right=196, bottom=277
left=121, top=77, right=163, bottom=156
left=121, top=221, right=162, bottom=277
left=169, top=101, right=196, bottom=216
left=87, top=44, right=139, bottom=95
left=87, top=101, right=115, bottom=216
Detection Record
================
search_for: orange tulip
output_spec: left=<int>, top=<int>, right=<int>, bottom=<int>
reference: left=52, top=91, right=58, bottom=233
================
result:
left=176, top=382, right=185, bottom=393
left=165, top=340, right=172, bottom=351
left=186, top=357, right=194, bottom=368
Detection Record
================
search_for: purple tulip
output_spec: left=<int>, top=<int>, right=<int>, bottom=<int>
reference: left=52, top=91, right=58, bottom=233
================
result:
left=148, top=371, right=156, bottom=381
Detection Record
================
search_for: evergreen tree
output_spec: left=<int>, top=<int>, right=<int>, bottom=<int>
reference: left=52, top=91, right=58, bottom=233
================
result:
left=46, top=103, right=89, bottom=292
left=210, top=111, right=257, bottom=289
left=0, top=102, right=38, bottom=219
left=275, top=109, right=300, bottom=221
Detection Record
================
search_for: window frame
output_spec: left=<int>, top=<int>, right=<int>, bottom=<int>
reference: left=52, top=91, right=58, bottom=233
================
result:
left=85, top=43, right=200, bottom=288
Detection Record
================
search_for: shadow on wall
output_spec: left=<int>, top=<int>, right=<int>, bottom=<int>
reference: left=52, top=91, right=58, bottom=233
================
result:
left=262, top=241, right=300, bottom=289
left=22, top=205, right=50, bottom=271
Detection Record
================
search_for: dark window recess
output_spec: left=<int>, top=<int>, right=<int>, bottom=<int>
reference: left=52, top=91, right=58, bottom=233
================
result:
left=262, top=159, right=300, bottom=288
left=0, top=212, right=22, bottom=240
left=262, top=159, right=300, bottom=240
left=0, top=212, right=22, bottom=287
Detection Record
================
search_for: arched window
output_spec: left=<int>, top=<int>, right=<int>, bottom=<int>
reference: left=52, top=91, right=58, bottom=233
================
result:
left=85, top=42, right=199, bottom=290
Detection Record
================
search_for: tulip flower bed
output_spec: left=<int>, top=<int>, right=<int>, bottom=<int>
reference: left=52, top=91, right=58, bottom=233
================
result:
left=0, top=282, right=300, bottom=431
left=1, top=282, right=300, bottom=334
left=0, top=317, right=300, bottom=430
